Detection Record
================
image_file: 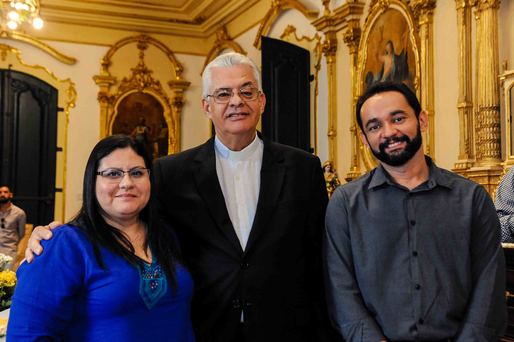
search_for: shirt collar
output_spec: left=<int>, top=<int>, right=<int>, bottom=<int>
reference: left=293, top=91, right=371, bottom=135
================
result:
left=214, top=134, right=262, bottom=162
left=368, top=156, right=453, bottom=191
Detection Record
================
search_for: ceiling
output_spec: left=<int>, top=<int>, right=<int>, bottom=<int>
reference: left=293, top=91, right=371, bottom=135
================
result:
left=40, top=0, right=260, bottom=37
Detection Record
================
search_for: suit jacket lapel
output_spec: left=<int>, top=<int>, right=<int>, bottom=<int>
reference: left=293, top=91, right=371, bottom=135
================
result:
left=245, top=139, right=285, bottom=253
left=193, top=138, right=243, bottom=254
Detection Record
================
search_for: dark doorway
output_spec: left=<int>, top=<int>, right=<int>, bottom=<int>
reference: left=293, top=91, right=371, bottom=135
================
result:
left=0, top=70, right=58, bottom=226
left=261, top=36, right=311, bottom=152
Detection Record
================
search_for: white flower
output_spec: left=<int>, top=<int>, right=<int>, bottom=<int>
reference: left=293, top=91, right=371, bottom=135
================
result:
left=0, top=254, right=13, bottom=272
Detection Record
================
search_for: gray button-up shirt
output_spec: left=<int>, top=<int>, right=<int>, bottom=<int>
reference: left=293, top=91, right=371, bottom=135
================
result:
left=324, top=158, right=506, bottom=341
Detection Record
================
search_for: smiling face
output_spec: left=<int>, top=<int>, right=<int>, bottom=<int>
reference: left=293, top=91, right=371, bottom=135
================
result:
left=95, top=147, right=150, bottom=227
left=202, top=64, right=266, bottom=150
left=359, top=90, right=426, bottom=167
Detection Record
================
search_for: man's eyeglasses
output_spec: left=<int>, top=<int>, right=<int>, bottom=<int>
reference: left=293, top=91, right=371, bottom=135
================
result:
left=96, top=167, right=150, bottom=183
left=1, top=218, right=4, bottom=229
left=206, top=86, right=261, bottom=104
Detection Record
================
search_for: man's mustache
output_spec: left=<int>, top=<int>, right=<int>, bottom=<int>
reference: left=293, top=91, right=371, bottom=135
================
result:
left=379, top=135, right=410, bottom=151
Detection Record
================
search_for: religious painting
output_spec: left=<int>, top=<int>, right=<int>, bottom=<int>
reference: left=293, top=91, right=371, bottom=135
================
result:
left=112, top=92, right=169, bottom=159
left=362, top=8, right=416, bottom=92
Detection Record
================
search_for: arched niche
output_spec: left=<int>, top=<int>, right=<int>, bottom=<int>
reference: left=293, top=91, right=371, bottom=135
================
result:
left=94, top=34, right=190, bottom=153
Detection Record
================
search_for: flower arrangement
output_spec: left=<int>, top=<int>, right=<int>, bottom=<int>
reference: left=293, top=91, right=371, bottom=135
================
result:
left=0, top=254, right=16, bottom=311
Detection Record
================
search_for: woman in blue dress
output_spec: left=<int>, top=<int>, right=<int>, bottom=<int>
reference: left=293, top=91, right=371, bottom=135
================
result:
left=7, top=134, right=195, bottom=341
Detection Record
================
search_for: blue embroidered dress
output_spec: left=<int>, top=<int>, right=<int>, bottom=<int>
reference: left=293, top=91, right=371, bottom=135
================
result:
left=7, top=225, right=195, bottom=341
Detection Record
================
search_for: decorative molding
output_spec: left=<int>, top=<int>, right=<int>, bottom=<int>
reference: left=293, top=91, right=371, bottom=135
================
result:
left=0, top=30, right=77, bottom=65
left=41, top=0, right=261, bottom=38
left=253, top=0, right=318, bottom=49
left=0, top=43, right=76, bottom=221
left=202, top=26, right=246, bottom=74
left=99, top=34, right=185, bottom=81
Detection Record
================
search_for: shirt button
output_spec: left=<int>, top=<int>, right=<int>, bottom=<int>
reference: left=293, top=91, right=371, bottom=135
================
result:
left=415, top=284, right=421, bottom=290
left=412, top=251, right=418, bottom=257
left=410, top=220, right=416, bottom=225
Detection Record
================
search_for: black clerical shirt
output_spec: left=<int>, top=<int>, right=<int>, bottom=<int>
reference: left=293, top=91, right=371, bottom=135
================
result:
left=324, top=157, right=506, bottom=341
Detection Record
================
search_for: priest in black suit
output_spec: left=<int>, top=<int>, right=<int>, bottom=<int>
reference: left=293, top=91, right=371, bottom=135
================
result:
left=153, top=52, right=336, bottom=342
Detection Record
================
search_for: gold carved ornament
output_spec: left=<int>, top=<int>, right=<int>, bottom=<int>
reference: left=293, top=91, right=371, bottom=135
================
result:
left=253, top=0, right=318, bottom=49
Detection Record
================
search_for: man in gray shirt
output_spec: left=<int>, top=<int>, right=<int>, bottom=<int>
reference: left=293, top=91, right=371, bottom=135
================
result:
left=324, top=82, right=506, bottom=341
left=0, top=185, right=26, bottom=269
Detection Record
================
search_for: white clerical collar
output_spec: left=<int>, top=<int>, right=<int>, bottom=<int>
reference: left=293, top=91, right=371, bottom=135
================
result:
left=214, top=134, right=262, bottom=161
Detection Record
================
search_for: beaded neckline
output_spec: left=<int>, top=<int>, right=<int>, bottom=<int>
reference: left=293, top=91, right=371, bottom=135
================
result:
left=139, top=258, right=168, bottom=310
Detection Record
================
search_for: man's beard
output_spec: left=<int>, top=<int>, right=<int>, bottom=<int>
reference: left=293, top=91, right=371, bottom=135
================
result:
left=369, top=126, right=423, bottom=167
left=0, top=198, right=10, bottom=204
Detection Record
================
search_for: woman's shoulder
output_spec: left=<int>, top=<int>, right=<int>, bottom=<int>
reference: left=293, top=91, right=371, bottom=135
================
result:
left=39, top=224, right=92, bottom=256
left=46, top=224, right=88, bottom=242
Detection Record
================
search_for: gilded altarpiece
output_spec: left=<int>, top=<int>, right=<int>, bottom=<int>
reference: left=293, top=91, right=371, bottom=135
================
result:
left=94, top=34, right=190, bottom=157
left=351, top=0, right=426, bottom=175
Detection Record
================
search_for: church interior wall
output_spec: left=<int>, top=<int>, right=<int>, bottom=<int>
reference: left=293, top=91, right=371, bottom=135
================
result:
left=1, top=0, right=514, bottom=222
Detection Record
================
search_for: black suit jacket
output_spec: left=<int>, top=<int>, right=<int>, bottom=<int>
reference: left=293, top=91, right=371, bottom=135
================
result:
left=153, top=136, right=335, bottom=342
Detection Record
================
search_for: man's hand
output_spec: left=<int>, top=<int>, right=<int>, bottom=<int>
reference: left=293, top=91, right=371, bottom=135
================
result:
left=24, top=221, right=62, bottom=263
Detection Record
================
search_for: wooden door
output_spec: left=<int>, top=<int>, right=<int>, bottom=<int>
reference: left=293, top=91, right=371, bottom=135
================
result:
left=261, top=36, right=312, bottom=152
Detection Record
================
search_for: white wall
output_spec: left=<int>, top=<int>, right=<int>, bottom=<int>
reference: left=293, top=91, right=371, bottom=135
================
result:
left=433, top=0, right=460, bottom=170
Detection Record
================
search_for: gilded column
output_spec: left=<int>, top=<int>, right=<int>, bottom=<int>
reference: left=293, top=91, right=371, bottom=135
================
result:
left=312, top=1, right=340, bottom=167
left=466, top=0, right=502, bottom=197
left=453, top=0, right=475, bottom=173
left=93, top=59, right=116, bottom=138
left=323, top=33, right=338, bottom=167
left=342, top=18, right=363, bottom=181
left=312, top=0, right=364, bottom=176
left=475, top=0, right=501, bottom=165
left=168, top=80, right=191, bottom=153
left=411, top=0, right=436, bottom=158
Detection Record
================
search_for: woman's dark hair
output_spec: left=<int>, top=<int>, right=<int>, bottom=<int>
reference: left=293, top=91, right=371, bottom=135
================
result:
left=355, top=81, right=421, bottom=132
left=70, top=134, right=180, bottom=286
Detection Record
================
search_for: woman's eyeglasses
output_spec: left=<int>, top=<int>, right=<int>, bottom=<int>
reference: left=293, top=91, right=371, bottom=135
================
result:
left=96, top=167, right=150, bottom=183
